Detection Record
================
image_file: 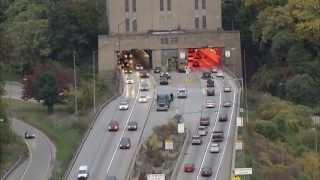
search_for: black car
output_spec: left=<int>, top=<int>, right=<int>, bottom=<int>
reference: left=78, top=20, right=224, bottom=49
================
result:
left=207, top=79, right=215, bottom=87
left=160, top=77, right=169, bottom=85
left=127, top=121, right=138, bottom=131
left=211, top=131, right=224, bottom=142
left=119, top=137, right=131, bottom=149
left=201, top=167, right=213, bottom=177
left=24, top=131, right=35, bottom=139
left=202, top=72, right=211, bottom=79
left=219, top=115, right=228, bottom=122
left=207, top=87, right=215, bottom=96
left=153, top=67, right=161, bottom=73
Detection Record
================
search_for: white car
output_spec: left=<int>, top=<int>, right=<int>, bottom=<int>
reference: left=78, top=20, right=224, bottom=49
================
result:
left=77, top=165, right=89, bottom=179
left=209, top=143, right=220, bottom=153
left=177, top=88, right=187, bottom=98
left=223, top=102, right=232, bottom=107
left=205, top=100, right=216, bottom=108
left=216, top=71, right=224, bottom=78
left=224, top=87, right=232, bottom=92
left=119, top=101, right=129, bottom=110
left=138, top=95, right=148, bottom=103
left=126, top=78, right=134, bottom=84
left=198, top=126, right=208, bottom=136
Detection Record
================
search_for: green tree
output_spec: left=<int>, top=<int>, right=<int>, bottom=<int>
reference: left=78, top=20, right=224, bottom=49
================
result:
left=37, top=72, right=58, bottom=113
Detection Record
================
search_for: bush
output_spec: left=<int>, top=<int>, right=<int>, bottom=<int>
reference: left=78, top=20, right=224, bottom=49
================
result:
left=255, top=120, right=280, bottom=140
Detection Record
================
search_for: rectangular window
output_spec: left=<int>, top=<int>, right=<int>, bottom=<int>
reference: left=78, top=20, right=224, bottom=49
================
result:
left=125, top=18, right=130, bottom=32
left=195, top=0, right=199, bottom=10
left=125, top=0, right=129, bottom=12
left=202, top=0, right=206, bottom=9
left=160, top=0, right=164, bottom=11
left=133, top=0, right=136, bottom=12
left=195, top=17, right=199, bottom=29
left=202, top=16, right=207, bottom=29
left=132, top=19, right=137, bottom=32
left=167, top=0, right=171, bottom=11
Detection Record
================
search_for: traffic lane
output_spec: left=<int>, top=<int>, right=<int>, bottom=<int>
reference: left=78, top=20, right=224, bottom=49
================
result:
left=198, top=77, right=238, bottom=180
left=67, top=75, right=139, bottom=180
left=215, top=77, right=239, bottom=180
left=107, top=99, right=153, bottom=180
left=87, top=77, right=141, bottom=180
left=6, top=160, right=28, bottom=180
left=9, top=119, right=55, bottom=180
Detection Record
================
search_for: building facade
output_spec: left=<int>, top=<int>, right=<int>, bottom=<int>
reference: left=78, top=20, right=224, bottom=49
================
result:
left=99, top=0, right=242, bottom=77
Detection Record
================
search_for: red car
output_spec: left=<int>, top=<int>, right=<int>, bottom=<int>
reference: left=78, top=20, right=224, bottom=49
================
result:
left=184, top=163, right=195, bottom=173
left=108, top=121, right=119, bottom=131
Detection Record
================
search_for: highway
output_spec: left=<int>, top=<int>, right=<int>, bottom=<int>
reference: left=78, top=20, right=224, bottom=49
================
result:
left=176, top=72, right=239, bottom=180
left=6, top=118, right=56, bottom=180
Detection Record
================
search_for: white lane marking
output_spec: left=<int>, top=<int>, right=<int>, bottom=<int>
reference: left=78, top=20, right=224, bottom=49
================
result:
left=196, top=89, right=222, bottom=180
left=106, top=78, right=141, bottom=175
left=20, top=140, right=32, bottom=180
left=213, top=90, right=237, bottom=180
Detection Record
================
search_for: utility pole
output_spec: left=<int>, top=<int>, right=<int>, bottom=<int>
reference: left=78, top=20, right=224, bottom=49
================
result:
left=73, top=51, right=78, bottom=116
left=92, top=51, right=96, bottom=113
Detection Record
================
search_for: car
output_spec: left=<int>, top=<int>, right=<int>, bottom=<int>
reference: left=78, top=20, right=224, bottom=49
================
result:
left=184, top=163, right=195, bottom=173
left=138, top=95, right=148, bottom=103
left=160, top=77, right=169, bottom=85
left=24, top=131, right=35, bottom=139
left=160, top=72, right=170, bottom=79
left=192, top=61, right=200, bottom=67
left=207, top=79, right=215, bottom=87
left=140, top=83, right=149, bottom=91
left=177, top=88, right=187, bottom=98
left=219, top=115, right=228, bottom=122
left=123, top=68, right=133, bottom=74
left=77, top=165, right=89, bottom=179
left=202, top=72, right=211, bottom=79
left=216, top=71, right=224, bottom=78
left=108, top=121, right=119, bottom=132
left=205, top=100, right=216, bottom=108
left=223, top=102, right=232, bottom=107
left=209, top=143, right=220, bottom=153
left=127, top=121, right=138, bottom=131
left=139, top=71, right=149, bottom=78
left=211, top=131, right=224, bottom=142
left=106, top=176, right=117, bottom=180
left=200, top=116, right=210, bottom=126
left=224, top=87, right=232, bottom=92
left=198, top=126, right=208, bottom=136
left=118, top=100, right=129, bottom=110
left=135, top=64, right=143, bottom=70
left=153, top=66, right=161, bottom=73
left=207, top=87, right=215, bottom=96
left=119, top=137, right=131, bottom=149
left=211, top=67, right=218, bottom=73
left=201, top=167, right=213, bottom=177
left=191, top=134, right=202, bottom=145
left=126, top=78, right=134, bottom=84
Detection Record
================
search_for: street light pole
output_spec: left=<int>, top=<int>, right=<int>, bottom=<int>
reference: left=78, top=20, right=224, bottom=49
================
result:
left=92, top=51, right=96, bottom=113
left=73, top=51, right=78, bottom=116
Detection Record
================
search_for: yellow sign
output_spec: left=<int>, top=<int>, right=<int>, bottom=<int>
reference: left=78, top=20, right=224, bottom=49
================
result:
left=232, top=176, right=240, bottom=180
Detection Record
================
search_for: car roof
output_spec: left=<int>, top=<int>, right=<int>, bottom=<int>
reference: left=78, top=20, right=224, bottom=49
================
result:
left=79, top=165, right=88, bottom=171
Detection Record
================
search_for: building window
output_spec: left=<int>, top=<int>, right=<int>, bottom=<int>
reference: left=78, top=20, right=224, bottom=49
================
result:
left=195, top=17, right=199, bottom=29
left=132, top=19, right=137, bottom=32
left=202, top=16, right=207, bottom=29
left=160, top=0, right=164, bottom=11
left=202, top=0, right=206, bottom=9
left=195, top=0, right=199, bottom=10
left=125, top=0, right=129, bottom=12
left=125, top=18, right=130, bottom=32
left=167, top=0, right=171, bottom=11
left=132, top=0, right=136, bottom=12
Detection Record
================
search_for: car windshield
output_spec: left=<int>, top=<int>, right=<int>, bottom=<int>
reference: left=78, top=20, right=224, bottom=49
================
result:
left=79, top=170, right=87, bottom=174
left=120, top=101, right=128, bottom=105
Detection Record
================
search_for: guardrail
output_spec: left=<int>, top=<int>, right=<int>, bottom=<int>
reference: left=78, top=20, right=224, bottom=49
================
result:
left=63, top=69, right=123, bottom=180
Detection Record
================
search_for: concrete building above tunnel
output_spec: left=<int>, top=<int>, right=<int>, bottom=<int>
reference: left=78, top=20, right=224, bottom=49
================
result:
left=99, top=0, right=242, bottom=77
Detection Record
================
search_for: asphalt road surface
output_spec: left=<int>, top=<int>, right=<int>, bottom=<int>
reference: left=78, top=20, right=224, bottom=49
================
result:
left=6, top=119, right=56, bottom=180
left=176, top=72, right=239, bottom=180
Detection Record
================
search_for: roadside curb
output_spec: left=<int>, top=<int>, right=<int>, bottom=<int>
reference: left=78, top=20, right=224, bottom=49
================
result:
left=1, top=155, right=27, bottom=180
left=170, top=128, right=190, bottom=180
left=64, top=70, right=123, bottom=180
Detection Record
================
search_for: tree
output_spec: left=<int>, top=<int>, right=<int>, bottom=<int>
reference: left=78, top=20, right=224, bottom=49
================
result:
left=37, top=72, right=57, bottom=113
left=301, top=152, right=320, bottom=180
